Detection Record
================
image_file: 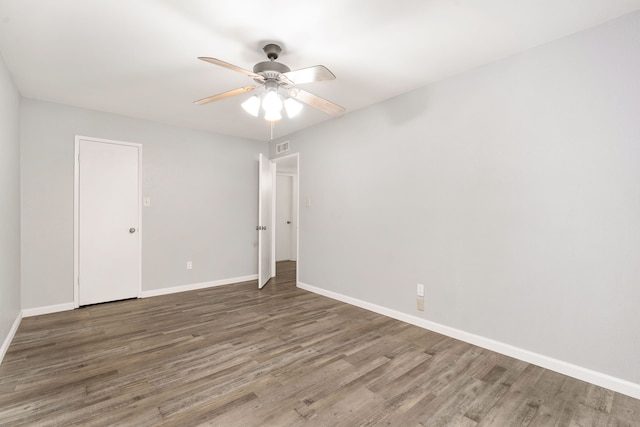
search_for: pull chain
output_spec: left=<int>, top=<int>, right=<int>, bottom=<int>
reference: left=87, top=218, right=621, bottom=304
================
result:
left=270, top=121, right=274, bottom=142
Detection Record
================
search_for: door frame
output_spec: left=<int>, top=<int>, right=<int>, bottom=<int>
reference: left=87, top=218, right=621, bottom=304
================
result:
left=272, top=153, right=300, bottom=286
left=73, top=135, right=143, bottom=308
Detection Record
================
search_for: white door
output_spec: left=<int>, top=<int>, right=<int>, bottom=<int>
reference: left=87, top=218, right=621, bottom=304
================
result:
left=276, top=174, right=293, bottom=261
left=258, top=153, right=274, bottom=289
left=76, top=137, right=141, bottom=306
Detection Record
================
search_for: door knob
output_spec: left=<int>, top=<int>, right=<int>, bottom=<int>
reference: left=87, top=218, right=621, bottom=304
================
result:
left=129, top=228, right=136, bottom=233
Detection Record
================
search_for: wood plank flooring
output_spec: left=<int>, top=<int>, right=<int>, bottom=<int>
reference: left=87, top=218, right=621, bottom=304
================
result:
left=1, top=261, right=639, bottom=426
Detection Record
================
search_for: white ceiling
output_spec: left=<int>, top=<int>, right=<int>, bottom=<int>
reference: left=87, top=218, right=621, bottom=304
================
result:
left=1, top=0, right=639, bottom=142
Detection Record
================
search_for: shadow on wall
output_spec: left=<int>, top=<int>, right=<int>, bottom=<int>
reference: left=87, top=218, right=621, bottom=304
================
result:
left=381, top=86, right=429, bottom=126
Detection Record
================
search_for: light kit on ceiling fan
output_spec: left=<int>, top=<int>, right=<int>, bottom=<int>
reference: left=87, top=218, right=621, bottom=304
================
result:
left=284, top=97, right=303, bottom=118
left=240, top=95, right=260, bottom=117
left=195, top=43, right=345, bottom=124
left=241, top=87, right=304, bottom=122
left=261, top=83, right=284, bottom=122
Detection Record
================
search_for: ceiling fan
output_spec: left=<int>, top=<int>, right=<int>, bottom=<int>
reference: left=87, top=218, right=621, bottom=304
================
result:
left=195, top=43, right=345, bottom=121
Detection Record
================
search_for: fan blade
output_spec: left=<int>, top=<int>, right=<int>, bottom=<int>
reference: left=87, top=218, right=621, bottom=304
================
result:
left=289, top=89, right=345, bottom=117
left=282, top=65, right=336, bottom=85
left=194, top=86, right=256, bottom=105
left=198, top=57, right=265, bottom=82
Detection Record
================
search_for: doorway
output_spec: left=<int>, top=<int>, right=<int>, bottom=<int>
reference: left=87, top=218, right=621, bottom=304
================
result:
left=74, top=136, right=142, bottom=307
left=273, top=153, right=299, bottom=286
left=275, top=174, right=295, bottom=262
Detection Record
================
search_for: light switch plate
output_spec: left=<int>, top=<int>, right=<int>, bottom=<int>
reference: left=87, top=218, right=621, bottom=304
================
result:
left=417, top=283, right=425, bottom=297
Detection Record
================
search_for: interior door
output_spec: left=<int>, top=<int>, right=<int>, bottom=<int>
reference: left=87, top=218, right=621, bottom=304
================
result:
left=77, top=137, right=141, bottom=305
left=258, top=153, right=274, bottom=289
left=276, top=174, right=293, bottom=261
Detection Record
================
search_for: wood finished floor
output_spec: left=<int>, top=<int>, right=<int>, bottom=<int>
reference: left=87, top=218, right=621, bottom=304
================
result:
left=1, top=261, right=639, bottom=426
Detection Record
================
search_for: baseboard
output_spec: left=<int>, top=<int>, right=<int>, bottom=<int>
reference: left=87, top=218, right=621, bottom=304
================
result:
left=0, top=312, right=23, bottom=364
left=22, top=302, right=75, bottom=318
left=297, top=281, right=640, bottom=400
left=141, top=274, right=258, bottom=298
left=18, top=276, right=258, bottom=316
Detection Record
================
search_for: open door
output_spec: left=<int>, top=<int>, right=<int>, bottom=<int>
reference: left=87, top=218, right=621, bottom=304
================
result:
left=258, top=153, right=275, bottom=289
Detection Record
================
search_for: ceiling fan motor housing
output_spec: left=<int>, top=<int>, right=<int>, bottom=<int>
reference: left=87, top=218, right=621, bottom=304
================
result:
left=253, top=60, right=290, bottom=77
left=253, top=43, right=290, bottom=81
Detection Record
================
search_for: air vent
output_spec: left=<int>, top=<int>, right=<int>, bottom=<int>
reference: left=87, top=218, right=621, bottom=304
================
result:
left=276, top=141, right=289, bottom=154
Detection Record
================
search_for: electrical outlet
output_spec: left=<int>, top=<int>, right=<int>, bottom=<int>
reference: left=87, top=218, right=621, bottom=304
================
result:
left=186, top=261, right=192, bottom=270
left=417, top=297, right=424, bottom=311
left=417, top=283, right=425, bottom=297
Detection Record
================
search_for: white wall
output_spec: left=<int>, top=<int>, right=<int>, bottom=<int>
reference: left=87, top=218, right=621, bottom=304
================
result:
left=0, top=52, right=21, bottom=358
left=273, top=11, right=640, bottom=386
left=20, top=99, right=267, bottom=310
